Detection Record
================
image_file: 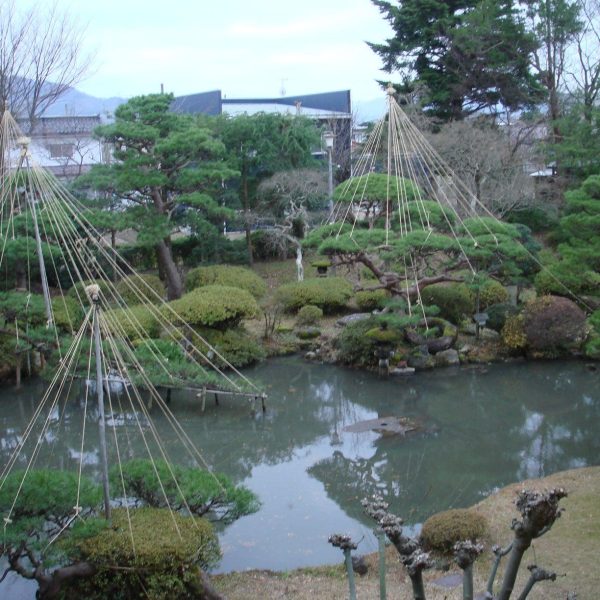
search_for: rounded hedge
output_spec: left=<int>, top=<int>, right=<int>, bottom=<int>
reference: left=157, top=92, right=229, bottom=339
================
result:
left=478, top=278, right=509, bottom=309
left=104, top=304, right=161, bottom=341
left=421, top=508, right=487, bottom=554
left=421, top=283, right=474, bottom=324
left=167, top=285, right=259, bottom=329
left=276, top=277, right=353, bottom=313
left=296, top=305, right=323, bottom=326
left=115, top=273, right=165, bottom=305
left=521, top=295, right=587, bottom=354
left=51, top=295, right=84, bottom=333
left=185, top=265, right=266, bottom=298
left=355, top=289, right=389, bottom=311
left=193, top=327, right=266, bottom=368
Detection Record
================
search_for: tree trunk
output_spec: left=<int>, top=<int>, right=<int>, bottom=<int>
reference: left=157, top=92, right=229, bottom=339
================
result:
left=36, top=562, right=96, bottom=599
left=155, top=238, right=183, bottom=300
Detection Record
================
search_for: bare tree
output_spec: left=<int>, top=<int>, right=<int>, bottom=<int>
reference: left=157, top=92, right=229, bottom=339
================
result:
left=566, top=0, right=600, bottom=120
left=426, top=119, right=537, bottom=216
left=0, top=0, right=93, bottom=131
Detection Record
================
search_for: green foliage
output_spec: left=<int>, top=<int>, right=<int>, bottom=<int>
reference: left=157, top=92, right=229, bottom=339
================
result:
left=317, top=229, right=387, bottom=255
left=365, top=326, right=402, bottom=344
left=421, top=283, right=474, bottom=324
left=296, top=327, right=321, bottom=340
left=0, top=469, right=101, bottom=553
left=104, top=304, right=161, bottom=341
left=506, top=206, right=558, bottom=232
left=62, top=508, right=220, bottom=600
left=276, top=277, right=353, bottom=313
left=475, top=278, right=509, bottom=309
left=166, top=285, right=259, bottom=329
left=485, top=303, right=519, bottom=333
left=296, top=304, right=323, bottom=326
left=370, top=0, right=540, bottom=120
left=421, top=509, right=487, bottom=554
left=334, top=317, right=381, bottom=367
left=355, top=289, right=389, bottom=311
left=334, top=173, right=422, bottom=204
left=115, top=273, right=165, bottom=305
left=193, top=327, right=266, bottom=368
left=395, top=199, right=457, bottom=232
left=185, top=264, right=266, bottom=298
left=110, top=459, right=259, bottom=524
left=51, top=295, right=85, bottom=333
left=521, top=296, right=587, bottom=354
left=302, top=222, right=353, bottom=249
left=535, top=175, right=600, bottom=297
left=0, top=291, right=46, bottom=327
left=501, top=314, right=527, bottom=351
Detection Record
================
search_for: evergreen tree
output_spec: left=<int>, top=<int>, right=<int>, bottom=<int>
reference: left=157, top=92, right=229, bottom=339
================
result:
left=369, top=0, right=541, bottom=120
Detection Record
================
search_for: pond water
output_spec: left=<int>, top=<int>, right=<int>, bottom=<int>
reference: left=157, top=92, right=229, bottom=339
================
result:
left=0, top=357, right=598, bottom=596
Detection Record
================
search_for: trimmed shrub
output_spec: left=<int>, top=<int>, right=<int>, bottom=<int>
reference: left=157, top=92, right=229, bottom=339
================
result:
left=486, top=303, right=519, bottom=333
left=185, top=265, right=266, bottom=298
left=534, top=259, right=600, bottom=296
left=115, top=273, right=165, bottom=305
left=355, top=289, right=389, bottom=311
left=61, top=507, right=220, bottom=600
left=193, top=327, right=266, bottom=368
left=166, top=285, right=259, bottom=329
left=276, top=277, right=353, bottom=313
left=421, top=509, right=487, bottom=554
left=477, top=279, right=509, bottom=309
left=521, top=296, right=587, bottom=354
left=501, top=314, right=527, bottom=351
left=104, top=304, right=161, bottom=341
left=296, top=305, right=323, bottom=327
left=51, top=295, right=84, bottom=333
left=421, top=283, right=474, bottom=324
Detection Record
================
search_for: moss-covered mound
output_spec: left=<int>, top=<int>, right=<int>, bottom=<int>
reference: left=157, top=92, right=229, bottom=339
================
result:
left=421, top=508, right=487, bottom=554
left=104, top=304, right=161, bottom=341
left=186, top=265, right=267, bottom=299
left=61, top=507, right=220, bottom=600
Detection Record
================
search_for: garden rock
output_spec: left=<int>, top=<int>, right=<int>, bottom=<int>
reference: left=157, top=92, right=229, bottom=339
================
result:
left=433, top=349, right=460, bottom=367
left=335, top=313, right=371, bottom=327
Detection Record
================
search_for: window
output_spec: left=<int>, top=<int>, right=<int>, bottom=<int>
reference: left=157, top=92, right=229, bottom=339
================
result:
left=48, top=143, right=74, bottom=158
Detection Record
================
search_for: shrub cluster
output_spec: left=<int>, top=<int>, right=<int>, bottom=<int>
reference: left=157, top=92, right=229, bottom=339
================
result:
left=185, top=265, right=266, bottom=298
left=167, top=285, right=259, bottom=329
left=334, top=317, right=381, bottom=367
left=115, top=273, right=165, bottom=305
left=276, top=277, right=353, bottom=313
left=485, top=302, right=519, bottom=332
left=477, top=278, right=509, bottom=309
left=421, top=508, right=487, bottom=554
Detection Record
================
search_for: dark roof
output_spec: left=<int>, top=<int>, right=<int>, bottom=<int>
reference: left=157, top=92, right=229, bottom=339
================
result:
left=170, top=90, right=222, bottom=116
left=222, top=90, right=351, bottom=113
left=172, top=90, right=351, bottom=116
left=18, top=115, right=101, bottom=135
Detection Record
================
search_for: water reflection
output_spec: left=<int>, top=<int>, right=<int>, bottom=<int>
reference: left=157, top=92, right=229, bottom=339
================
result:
left=0, top=358, right=598, bottom=574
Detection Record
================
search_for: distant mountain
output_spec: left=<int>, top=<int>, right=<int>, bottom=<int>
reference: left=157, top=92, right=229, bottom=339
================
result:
left=42, top=87, right=126, bottom=118
left=353, top=97, right=387, bottom=123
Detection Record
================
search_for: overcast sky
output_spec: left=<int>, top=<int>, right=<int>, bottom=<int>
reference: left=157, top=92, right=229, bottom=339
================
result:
left=24, top=0, right=394, bottom=103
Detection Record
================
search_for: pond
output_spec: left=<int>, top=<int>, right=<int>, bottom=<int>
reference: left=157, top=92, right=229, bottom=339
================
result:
left=0, top=357, right=599, bottom=597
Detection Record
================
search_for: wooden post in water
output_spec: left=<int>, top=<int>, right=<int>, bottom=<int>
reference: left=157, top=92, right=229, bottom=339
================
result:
left=91, top=288, right=111, bottom=520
